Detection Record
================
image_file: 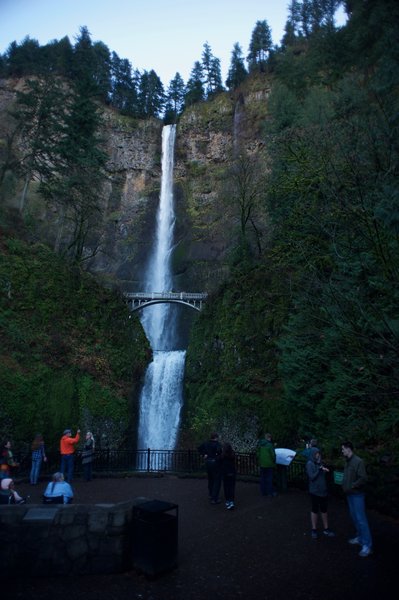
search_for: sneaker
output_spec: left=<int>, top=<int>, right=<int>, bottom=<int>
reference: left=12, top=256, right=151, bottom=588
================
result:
left=348, top=537, right=361, bottom=545
left=227, top=502, right=235, bottom=510
left=359, top=545, right=372, bottom=557
left=210, top=499, right=221, bottom=505
left=311, top=530, right=318, bottom=540
left=323, top=529, right=335, bottom=537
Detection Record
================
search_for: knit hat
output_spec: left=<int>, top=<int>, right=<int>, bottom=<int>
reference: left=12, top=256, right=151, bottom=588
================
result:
left=63, top=429, right=71, bottom=435
left=1, top=478, right=12, bottom=490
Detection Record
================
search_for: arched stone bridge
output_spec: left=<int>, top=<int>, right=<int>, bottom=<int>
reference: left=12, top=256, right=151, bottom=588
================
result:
left=124, top=291, right=208, bottom=312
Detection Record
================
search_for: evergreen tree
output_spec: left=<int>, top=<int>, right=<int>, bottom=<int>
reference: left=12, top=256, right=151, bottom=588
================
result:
left=12, top=75, right=69, bottom=211
left=92, top=41, right=112, bottom=103
left=47, top=71, right=107, bottom=261
left=226, top=43, right=248, bottom=90
left=208, top=56, right=224, bottom=97
left=201, top=42, right=224, bottom=97
left=300, top=0, right=313, bottom=37
left=41, top=36, right=74, bottom=77
left=201, top=41, right=213, bottom=95
left=5, top=37, right=41, bottom=77
left=137, top=69, right=165, bottom=118
left=164, top=72, right=185, bottom=122
left=281, top=0, right=304, bottom=47
left=184, top=61, right=205, bottom=107
left=247, top=20, right=273, bottom=72
left=110, top=52, right=138, bottom=115
left=71, top=26, right=111, bottom=100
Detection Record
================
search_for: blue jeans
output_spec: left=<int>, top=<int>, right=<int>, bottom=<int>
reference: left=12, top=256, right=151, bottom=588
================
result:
left=260, top=467, right=275, bottom=496
left=30, top=458, right=42, bottom=484
left=347, top=493, right=372, bottom=548
left=60, top=454, right=75, bottom=482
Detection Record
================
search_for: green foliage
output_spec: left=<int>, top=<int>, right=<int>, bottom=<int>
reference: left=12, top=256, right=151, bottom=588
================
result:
left=0, top=233, right=150, bottom=449
left=184, top=2, right=399, bottom=467
left=184, top=260, right=295, bottom=446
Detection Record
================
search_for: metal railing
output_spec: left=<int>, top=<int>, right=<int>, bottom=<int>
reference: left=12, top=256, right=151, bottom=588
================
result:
left=15, top=448, right=307, bottom=484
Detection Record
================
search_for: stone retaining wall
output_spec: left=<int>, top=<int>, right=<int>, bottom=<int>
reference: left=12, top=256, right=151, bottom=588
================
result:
left=0, top=498, right=147, bottom=576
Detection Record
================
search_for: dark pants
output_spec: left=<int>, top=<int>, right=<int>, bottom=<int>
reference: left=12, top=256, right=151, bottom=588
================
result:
left=260, top=467, right=275, bottom=496
left=83, top=462, right=92, bottom=482
left=206, top=459, right=221, bottom=501
left=223, top=473, right=236, bottom=503
left=60, top=454, right=74, bottom=482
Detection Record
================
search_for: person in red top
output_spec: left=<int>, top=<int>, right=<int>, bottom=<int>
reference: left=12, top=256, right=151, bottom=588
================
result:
left=60, top=428, right=80, bottom=482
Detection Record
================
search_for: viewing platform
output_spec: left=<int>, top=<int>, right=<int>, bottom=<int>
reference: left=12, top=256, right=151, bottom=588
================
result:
left=124, top=291, right=208, bottom=312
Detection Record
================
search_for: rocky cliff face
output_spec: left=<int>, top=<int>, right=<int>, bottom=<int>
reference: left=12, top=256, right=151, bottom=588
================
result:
left=87, top=113, right=163, bottom=292
left=0, top=76, right=270, bottom=296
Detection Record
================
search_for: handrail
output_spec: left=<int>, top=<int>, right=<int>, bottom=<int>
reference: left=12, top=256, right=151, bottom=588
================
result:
left=15, top=448, right=306, bottom=483
left=124, top=292, right=208, bottom=300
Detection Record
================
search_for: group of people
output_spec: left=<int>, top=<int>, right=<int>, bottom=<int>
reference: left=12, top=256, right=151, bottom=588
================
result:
left=38, top=428, right=95, bottom=484
left=198, top=433, right=236, bottom=509
left=1, top=428, right=373, bottom=557
left=0, top=428, right=96, bottom=505
left=199, top=432, right=373, bottom=558
left=197, top=431, right=279, bottom=510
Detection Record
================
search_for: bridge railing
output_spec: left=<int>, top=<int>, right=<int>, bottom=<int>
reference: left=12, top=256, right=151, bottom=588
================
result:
left=124, top=292, right=208, bottom=300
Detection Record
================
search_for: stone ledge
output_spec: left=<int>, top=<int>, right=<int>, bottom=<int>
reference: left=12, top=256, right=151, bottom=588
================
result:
left=0, top=497, right=149, bottom=576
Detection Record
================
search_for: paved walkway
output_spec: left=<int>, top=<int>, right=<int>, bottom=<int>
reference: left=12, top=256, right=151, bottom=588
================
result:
left=5, top=475, right=398, bottom=600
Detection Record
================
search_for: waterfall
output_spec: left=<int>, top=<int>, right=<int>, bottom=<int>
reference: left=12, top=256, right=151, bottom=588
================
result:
left=137, top=124, right=185, bottom=451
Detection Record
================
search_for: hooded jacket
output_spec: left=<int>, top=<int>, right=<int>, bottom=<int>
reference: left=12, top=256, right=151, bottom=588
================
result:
left=306, top=447, right=328, bottom=497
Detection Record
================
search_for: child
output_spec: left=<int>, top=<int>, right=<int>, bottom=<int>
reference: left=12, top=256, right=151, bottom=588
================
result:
left=306, top=447, right=335, bottom=539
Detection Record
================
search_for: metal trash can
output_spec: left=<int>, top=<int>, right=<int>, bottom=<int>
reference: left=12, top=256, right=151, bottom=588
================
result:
left=132, top=499, right=178, bottom=577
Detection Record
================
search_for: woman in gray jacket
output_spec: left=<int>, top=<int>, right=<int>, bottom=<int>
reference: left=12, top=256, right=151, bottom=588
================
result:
left=306, top=447, right=335, bottom=539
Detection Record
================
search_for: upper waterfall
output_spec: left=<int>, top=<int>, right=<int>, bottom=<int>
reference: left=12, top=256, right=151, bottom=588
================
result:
left=140, top=124, right=177, bottom=351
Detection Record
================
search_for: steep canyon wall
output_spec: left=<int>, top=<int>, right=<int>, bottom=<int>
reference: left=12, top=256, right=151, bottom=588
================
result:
left=0, top=77, right=270, bottom=296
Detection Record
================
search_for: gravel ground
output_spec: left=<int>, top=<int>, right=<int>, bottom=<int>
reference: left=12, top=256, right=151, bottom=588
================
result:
left=3, top=475, right=398, bottom=600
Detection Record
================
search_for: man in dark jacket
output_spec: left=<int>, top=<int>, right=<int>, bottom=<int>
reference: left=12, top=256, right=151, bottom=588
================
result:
left=198, top=432, right=222, bottom=504
left=341, top=441, right=373, bottom=557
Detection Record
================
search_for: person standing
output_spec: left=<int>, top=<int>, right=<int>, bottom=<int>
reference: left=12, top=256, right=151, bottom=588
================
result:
left=198, top=432, right=222, bottom=504
left=306, top=447, right=335, bottom=539
left=341, top=441, right=373, bottom=557
left=81, top=431, right=95, bottom=482
left=60, top=428, right=80, bottom=482
left=221, top=442, right=236, bottom=510
left=1, top=440, right=19, bottom=481
left=257, top=433, right=277, bottom=497
left=30, top=433, right=47, bottom=485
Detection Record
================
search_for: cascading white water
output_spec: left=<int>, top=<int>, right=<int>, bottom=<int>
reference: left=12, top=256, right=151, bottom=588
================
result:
left=137, top=124, right=185, bottom=450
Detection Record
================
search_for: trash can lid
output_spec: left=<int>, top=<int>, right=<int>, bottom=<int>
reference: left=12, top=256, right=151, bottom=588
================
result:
left=135, top=499, right=178, bottom=513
